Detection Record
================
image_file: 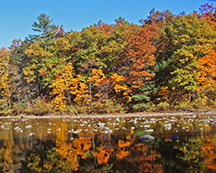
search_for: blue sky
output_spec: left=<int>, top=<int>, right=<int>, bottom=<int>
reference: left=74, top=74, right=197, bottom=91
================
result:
left=0, top=0, right=208, bottom=48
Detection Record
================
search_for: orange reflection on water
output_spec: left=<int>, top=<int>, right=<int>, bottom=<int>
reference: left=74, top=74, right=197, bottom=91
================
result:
left=202, top=136, right=216, bottom=172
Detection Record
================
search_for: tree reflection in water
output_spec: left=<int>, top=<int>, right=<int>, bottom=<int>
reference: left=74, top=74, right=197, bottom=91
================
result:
left=0, top=117, right=215, bottom=172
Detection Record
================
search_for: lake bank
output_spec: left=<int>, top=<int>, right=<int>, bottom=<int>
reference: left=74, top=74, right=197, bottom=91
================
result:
left=1, top=110, right=216, bottom=119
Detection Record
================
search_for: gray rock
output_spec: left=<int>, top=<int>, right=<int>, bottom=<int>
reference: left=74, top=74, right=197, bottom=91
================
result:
left=187, top=119, right=193, bottom=122
left=139, top=135, right=155, bottom=141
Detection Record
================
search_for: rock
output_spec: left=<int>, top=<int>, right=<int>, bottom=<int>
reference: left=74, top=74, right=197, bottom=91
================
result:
left=191, top=114, right=196, bottom=119
left=169, top=134, right=178, bottom=141
left=133, top=120, right=137, bottom=124
left=164, top=126, right=172, bottom=130
left=97, top=122, right=105, bottom=129
left=73, top=129, right=81, bottom=134
left=144, top=129, right=154, bottom=132
left=187, top=119, right=193, bottom=122
left=164, top=123, right=171, bottom=127
left=139, top=135, right=155, bottom=141
left=144, top=125, right=150, bottom=128
left=29, top=133, right=34, bottom=136
left=102, top=128, right=113, bottom=134
left=164, top=123, right=172, bottom=130
left=25, top=125, right=32, bottom=129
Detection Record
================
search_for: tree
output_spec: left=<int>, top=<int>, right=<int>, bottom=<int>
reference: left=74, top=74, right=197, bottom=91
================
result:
left=198, top=2, right=216, bottom=21
left=152, top=10, right=216, bottom=104
left=124, top=23, right=159, bottom=110
left=29, top=13, right=57, bottom=47
left=51, top=63, right=74, bottom=110
left=115, top=17, right=129, bottom=24
left=168, top=14, right=216, bottom=102
left=9, top=39, right=33, bottom=107
left=143, top=9, right=176, bottom=104
left=24, top=22, right=67, bottom=99
left=0, top=48, right=14, bottom=113
left=195, top=49, right=216, bottom=99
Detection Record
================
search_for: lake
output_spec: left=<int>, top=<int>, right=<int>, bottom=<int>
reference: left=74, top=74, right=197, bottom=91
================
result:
left=0, top=113, right=215, bottom=172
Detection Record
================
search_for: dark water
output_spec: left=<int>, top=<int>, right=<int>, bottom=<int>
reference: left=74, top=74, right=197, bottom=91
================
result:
left=0, top=114, right=216, bottom=172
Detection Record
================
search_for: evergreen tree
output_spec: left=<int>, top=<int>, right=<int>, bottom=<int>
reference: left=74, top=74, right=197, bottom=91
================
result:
left=132, top=79, right=157, bottom=110
left=9, top=39, right=34, bottom=107
left=29, top=13, right=57, bottom=47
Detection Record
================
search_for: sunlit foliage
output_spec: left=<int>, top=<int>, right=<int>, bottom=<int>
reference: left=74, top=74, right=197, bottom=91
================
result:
left=0, top=2, right=216, bottom=115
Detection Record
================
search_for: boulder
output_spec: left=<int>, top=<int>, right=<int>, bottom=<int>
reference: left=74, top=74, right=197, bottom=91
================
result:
left=139, top=135, right=155, bottom=141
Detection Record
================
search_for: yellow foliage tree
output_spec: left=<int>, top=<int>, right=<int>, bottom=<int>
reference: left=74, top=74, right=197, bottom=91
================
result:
left=87, top=68, right=131, bottom=102
left=51, top=63, right=74, bottom=110
left=70, top=74, right=91, bottom=107
left=87, top=68, right=110, bottom=99
left=0, top=48, right=14, bottom=111
left=157, top=86, right=170, bottom=101
left=110, top=73, right=132, bottom=102
left=51, top=63, right=90, bottom=110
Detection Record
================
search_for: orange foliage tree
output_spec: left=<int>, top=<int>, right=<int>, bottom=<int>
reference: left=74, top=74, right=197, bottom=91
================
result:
left=196, top=49, right=216, bottom=96
left=123, top=23, right=159, bottom=110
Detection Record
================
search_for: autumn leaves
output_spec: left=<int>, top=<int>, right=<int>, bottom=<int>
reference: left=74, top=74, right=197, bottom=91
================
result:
left=0, top=3, right=216, bottom=115
left=20, top=20, right=157, bottom=113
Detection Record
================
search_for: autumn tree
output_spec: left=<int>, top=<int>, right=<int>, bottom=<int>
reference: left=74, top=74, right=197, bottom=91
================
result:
left=198, top=2, right=216, bottom=21
left=144, top=9, right=176, bottom=104
left=151, top=8, right=216, bottom=106
left=87, top=68, right=131, bottom=113
left=123, top=22, right=159, bottom=110
left=22, top=14, right=68, bottom=104
left=71, top=21, right=133, bottom=112
left=0, top=48, right=14, bottom=113
left=195, top=49, right=216, bottom=101
left=168, top=13, right=216, bottom=103
left=1, top=4, right=216, bottom=115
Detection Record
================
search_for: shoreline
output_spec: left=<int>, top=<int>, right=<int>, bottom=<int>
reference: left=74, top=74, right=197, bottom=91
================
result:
left=1, top=110, right=216, bottom=119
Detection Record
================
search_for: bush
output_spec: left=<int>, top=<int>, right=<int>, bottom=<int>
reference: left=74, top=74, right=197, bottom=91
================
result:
left=0, top=99, right=13, bottom=115
left=91, top=99, right=126, bottom=114
left=150, top=101, right=170, bottom=112
left=59, top=105, right=78, bottom=115
left=12, top=101, right=26, bottom=115
left=25, top=96, right=52, bottom=116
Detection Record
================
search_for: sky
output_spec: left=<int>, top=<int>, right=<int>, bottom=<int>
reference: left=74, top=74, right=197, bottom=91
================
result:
left=0, top=0, right=209, bottom=48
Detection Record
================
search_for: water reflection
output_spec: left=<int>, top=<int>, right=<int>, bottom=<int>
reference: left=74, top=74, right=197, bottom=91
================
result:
left=0, top=114, right=215, bottom=172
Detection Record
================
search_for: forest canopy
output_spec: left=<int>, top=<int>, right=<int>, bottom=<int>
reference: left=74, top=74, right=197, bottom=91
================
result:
left=0, top=3, right=216, bottom=115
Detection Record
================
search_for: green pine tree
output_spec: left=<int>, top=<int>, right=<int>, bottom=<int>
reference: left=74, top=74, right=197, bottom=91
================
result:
left=29, top=13, right=57, bottom=47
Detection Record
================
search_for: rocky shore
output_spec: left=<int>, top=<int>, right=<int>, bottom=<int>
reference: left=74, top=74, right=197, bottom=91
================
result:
left=0, top=110, right=216, bottom=119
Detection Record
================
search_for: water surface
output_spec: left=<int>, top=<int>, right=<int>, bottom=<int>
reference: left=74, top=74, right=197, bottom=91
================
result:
left=0, top=114, right=216, bottom=172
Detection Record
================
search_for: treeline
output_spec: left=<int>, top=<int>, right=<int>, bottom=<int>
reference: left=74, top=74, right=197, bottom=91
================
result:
left=0, top=3, right=216, bottom=115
